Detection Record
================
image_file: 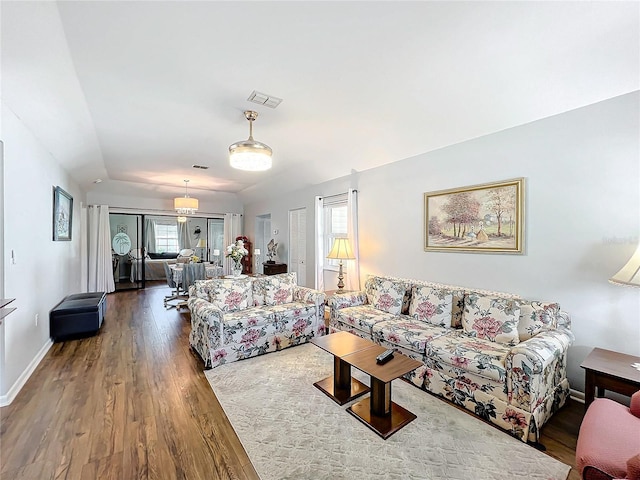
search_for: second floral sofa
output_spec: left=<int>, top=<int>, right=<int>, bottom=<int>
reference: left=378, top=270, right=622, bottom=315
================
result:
left=329, top=275, right=574, bottom=443
left=188, top=272, right=326, bottom=368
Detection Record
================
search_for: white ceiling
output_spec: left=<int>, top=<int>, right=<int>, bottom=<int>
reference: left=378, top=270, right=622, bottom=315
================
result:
left=2, top=1, right=639, bottom=204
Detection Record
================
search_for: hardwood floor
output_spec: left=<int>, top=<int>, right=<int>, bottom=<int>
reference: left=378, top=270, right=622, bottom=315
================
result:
left=1, top=286, right=584, bottom=479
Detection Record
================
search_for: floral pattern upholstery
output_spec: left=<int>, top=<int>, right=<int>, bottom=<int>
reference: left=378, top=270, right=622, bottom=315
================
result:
left=408, top=286, right=453, bottom=327
left=365, top=276, right=408, bottom=315
left=329, top=274, right=573, bottom=443
left=188, top=273, right=325, bottom=369
left=517, top=300, right=560, bottom=341
left=462, top=294, right=521, bottom=346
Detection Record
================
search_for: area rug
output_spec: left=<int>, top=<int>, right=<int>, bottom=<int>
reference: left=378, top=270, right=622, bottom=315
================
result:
left=205, top=343, right=571, bottom=480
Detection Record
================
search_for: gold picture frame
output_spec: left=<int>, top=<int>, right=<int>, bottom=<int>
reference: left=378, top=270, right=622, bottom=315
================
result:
left=424, top=178, right=524, bottom=254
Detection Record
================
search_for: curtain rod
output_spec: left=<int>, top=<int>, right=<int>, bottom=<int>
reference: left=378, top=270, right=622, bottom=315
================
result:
left=100, top=206, right=233, bottom=217
left=318, top=190, right=357, bottom=201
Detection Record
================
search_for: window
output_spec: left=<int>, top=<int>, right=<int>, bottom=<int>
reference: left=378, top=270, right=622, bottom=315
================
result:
left=323, top=200, right=347, bottom=270
left=155, top=224, right=179, bottom=253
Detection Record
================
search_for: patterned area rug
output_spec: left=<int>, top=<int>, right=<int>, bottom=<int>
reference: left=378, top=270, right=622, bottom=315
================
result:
left=205, top=343, right=570, bottom=480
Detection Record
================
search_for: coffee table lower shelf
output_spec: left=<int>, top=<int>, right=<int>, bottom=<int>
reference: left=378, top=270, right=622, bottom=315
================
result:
left=313, top=376, right=370, bottom=405
left=347, top=397, right=417, bottom=440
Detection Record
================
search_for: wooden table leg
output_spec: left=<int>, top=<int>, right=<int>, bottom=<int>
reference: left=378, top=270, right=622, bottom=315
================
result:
left=370, top=377, right=391, bottom=417
left=584, top=370, right=595, bottom=409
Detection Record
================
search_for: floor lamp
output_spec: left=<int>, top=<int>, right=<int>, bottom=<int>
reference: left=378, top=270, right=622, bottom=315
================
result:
left=326, top=238, right=355, bottom=290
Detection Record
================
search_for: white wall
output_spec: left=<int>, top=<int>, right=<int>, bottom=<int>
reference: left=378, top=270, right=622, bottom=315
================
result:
left=244, top=92, right=640, bottom=393
left=1, top=105, right=85, bottom=404
left=87, top=180, right=243, bottom=215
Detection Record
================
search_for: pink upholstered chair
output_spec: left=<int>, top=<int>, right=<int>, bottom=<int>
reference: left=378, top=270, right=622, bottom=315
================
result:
left=576, top=390, right=640, bottom=480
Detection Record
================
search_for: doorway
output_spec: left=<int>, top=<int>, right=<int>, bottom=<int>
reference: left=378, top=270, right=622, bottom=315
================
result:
left=109, top=213, right=143, bottom=291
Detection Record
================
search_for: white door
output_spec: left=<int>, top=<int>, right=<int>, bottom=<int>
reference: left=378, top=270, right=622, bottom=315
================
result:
left=289, top=208, right=307, bottom=285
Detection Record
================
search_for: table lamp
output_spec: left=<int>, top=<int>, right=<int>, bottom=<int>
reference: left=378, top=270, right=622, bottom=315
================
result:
left=326, top=238, right=355, bottom=290
left=196, top=238, right=207, bottom=262
left=254, top=248, right=261, bottom=275
left=213, top=249, right=220, bottom=267
left=609, top=242, right=640, bottom=287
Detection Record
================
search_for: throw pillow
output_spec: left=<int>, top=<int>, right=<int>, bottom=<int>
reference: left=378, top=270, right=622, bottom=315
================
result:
left=517, top=301, right=560, bottom=341
left=208, top=278, right=252, bottom=312
left=264, top=272, right=297, bottom=306
left=365, top=276, right=407, bottom=315
left=462, top=294, right=521, bottom=346
left=408, top=285, right=453, bottom=328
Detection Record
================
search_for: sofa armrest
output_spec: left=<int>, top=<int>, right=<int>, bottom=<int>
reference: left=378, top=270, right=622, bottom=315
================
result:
left=187, top=297, right=224, bottom=330
left=294, top=286, right=326, bottom=307
left=328, top=290, right=368, bottom=310
left=506, top=329, right=572, bottom=411
left=556, top=310, right=575, bottom=343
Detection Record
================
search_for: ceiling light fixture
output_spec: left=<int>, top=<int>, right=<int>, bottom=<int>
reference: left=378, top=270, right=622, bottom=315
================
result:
left=177, top=216, right=187, bottom=223
left=229, top=110, right=272, bottom=171
left=174, top=179, right=199, bottom=215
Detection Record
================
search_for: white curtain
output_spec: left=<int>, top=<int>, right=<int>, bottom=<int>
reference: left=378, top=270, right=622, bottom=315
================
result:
left=178, top=220, right=191, bottom=250
left=315, top=196, right=325, bottom=290
left=80, top=203, right=88, bottom=292
left=345, top=189, right=360, bottom=291
left=88, top=205, right=115, bottom=293
left=145, top=218, right=156, bottom=254
left=223, top=213, right=242, bottom=275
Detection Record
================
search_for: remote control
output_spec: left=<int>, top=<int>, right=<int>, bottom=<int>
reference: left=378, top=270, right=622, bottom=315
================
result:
left=376, top=349, right=394, bottom=364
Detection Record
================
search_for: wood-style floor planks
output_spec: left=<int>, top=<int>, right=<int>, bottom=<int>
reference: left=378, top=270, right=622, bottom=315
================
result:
left=0, top=283, right=583, bottom=480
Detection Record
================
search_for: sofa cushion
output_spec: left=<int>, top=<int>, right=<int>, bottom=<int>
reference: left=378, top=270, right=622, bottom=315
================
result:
left=408, top=286, right=453, bottom=328
left=372, top=317, right=448, bottom=355
left=425, top=330, right=510, bottom=383
left=365, top=276, right=407, bottom=315
left=334, top=305, right=396, bottom=337
left=462, top=294, right=521, bottom=346
left=223, top=306, right=275, bottom=330
left=263, top=272, right=297, bottom=305
left=208, top=277, right=252, bottom=312
left=517, top=301, right=560, bottom=341
left=262, top=302, right=317, bottom=322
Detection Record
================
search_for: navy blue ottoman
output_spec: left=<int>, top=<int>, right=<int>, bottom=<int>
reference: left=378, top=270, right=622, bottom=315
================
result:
left=50, top=292, right=106, bottom=342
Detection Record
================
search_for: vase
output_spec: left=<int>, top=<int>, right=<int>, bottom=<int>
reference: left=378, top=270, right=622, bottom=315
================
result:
left=232, top=260, right=243, bottom=277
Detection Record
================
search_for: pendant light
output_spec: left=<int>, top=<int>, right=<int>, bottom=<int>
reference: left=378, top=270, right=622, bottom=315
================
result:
left=229, top=110, right=272, bottom=171
left=174, top=180, right=198, bottom=215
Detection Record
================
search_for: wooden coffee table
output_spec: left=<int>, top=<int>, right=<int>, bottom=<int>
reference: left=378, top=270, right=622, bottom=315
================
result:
left=581, top=347, right=640, bottom=408
left=311, top=331, right=372, bottom=405
left=344, top=344, right=423, bottom=439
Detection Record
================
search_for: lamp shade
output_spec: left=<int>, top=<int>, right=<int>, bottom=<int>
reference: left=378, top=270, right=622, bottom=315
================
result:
left=174, top=196, right=199, bottom=211
left=196, top=238, right=207, bottom=248
left=609, top=243, right=640, bottom=287
left=327, top=238, right=355, bottom=260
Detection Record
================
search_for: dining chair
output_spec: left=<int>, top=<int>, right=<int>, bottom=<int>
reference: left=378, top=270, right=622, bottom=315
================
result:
left=163, top=261, right=182, bottom=309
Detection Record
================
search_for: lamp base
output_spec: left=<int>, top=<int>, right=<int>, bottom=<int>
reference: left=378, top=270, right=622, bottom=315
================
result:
left=337, top=262, right=345, bottom=290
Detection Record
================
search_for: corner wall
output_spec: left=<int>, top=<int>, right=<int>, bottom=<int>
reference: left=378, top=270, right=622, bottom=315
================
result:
left=1, top=105, right=84, bottom=404
left=243, top=92, right=640, bottom=393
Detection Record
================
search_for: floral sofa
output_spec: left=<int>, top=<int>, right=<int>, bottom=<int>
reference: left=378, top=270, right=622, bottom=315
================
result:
left=329, top=275, right=574, bottom=443
left=188, top=272, right=326, bottom=368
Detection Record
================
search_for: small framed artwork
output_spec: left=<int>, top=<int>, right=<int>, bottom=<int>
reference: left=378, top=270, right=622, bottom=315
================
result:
left=424, top=178, right=524, bottom=254
left=53, top=186, right=73, bottom=241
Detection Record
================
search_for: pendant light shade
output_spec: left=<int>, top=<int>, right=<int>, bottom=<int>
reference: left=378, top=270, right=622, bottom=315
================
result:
left=174, top=180, right=199, bottom=215
left=229, top=110, right=272, bottom=171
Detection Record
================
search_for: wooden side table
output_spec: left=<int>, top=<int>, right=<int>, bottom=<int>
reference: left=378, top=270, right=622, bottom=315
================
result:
left=263, top=262, right=287, bottom=275
left=580, top=347, right=640, bottom=408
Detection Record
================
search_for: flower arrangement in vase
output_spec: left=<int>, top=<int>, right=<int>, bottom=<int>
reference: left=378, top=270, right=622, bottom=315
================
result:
left=226, top=239, right=248, bottom=277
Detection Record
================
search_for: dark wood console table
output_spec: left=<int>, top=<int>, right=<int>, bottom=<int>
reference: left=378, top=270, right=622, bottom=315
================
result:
left=263, top=262, right=287, bottom=276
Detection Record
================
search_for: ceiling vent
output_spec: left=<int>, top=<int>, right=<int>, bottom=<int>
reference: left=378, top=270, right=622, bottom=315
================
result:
left=247, top=90, right=282, bottom=109
left=192, top=164, right=209, bottom=169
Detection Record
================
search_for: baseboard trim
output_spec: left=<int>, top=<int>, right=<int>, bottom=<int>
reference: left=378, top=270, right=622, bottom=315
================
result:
left=0, top=338, right=53, bottom=407
left=570, top=388, right=585, bottom=404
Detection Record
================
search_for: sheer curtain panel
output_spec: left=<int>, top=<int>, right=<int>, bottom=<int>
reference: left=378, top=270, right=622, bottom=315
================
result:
left=88, top=205, right=115, bottom=293
left=345, top=189, right=360, bottom=291
left=145, top=218, right=156, bottom=254
left=223, top=213, right=243, bottom=275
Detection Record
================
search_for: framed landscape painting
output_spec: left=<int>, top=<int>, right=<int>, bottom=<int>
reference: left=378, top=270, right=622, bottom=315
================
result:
left=53, top=186, right=73, bottom=241
left=424, top=178, right=524, bottom=254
